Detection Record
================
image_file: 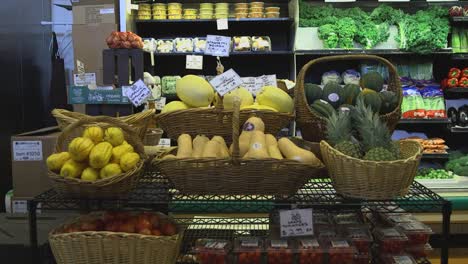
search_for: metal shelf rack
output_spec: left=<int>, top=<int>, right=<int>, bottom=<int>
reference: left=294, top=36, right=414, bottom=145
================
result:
left=28, top=171, right=451, bottom=264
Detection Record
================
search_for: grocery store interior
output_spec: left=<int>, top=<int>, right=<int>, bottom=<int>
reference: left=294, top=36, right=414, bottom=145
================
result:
left=2, top=0, right=468, bottom=263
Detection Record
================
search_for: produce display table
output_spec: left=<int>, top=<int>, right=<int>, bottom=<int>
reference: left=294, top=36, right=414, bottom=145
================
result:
left=27, top=171, right=452, bottom=264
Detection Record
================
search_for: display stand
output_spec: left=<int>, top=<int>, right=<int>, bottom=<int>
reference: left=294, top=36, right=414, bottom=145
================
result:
left=28, top=171, right=451, bottom=264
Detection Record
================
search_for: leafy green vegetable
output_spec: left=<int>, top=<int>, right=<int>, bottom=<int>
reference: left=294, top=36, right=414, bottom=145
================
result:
left=336, top=18, right=357, bottom=49
left=446, top=155, right=468, bottom=176
left=415, top=168, right=454, bottom=179
left=370, top=4, right=404, bottom=25
left=318, top=24, right=339, bottom=49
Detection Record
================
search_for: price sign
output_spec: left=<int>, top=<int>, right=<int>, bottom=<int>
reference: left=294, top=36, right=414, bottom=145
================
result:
left=217, top=18, right=228, bottom=30
left=205, top=35, right=231, bottom=57
left=155, top=97, right=166, bottom=110
left=158, top=138, right=171, bottom=147
left=280, top=208, right=314, bottom=237
left=241, top=77, right=257, bottom=94
left=242, top=74, right=277, bottom=95
left=209, top=69, right=243, bottom=96
left=13, top=141, right=43, bottom=161
left=73, top=73, right=97, bottom=87
left=124, top=79, right=152, bottom=107
left=186, top=55, right=203, bottom=70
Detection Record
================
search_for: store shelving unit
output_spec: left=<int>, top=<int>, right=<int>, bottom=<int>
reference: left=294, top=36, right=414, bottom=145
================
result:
left=28, top=171, right=451, bottom=264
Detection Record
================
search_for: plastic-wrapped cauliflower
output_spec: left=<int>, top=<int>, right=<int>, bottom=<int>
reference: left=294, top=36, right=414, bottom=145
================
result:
left=342, top=69, right=361, bottom=85
left=144, top=72, right=156, bottom=86
left=321, top=70, right=342, bottom=85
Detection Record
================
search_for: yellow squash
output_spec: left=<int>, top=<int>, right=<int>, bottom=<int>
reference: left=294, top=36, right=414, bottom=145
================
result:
left=104, top=127, right=125, bottom=147
left=177, top=134, right=193, bottom=158
left=111, top=143, right=134, bottom=164
left=100, top=163, right=122, bottom=178
left=202, top=140, right=220, bottom=158
left=278, top=138, right=322, bottom=166
left=192, top=135, right=209, bottom=158
left=81, top=167, right=99, bottom=181
left=46, top=152, right=71, bottom=171
left=120, top=152, right=140, bottom=172
left=212, top=136, right=230, bottom=158
left=83, top=126, right=104, bottom=144
left=68, top=137, right=95, bottom=162
left=89, top=142, right=113, bottom=169
left=60, top=159, right=86, bottom=178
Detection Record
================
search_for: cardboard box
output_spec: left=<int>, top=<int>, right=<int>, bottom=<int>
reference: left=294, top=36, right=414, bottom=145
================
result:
left=73, top=0, right=117, bottom=25
left=11, top=127, right=60, bottom=200
left=68, top=86, right=130, bottom=104
left=72, top=23, right=116, bottom=86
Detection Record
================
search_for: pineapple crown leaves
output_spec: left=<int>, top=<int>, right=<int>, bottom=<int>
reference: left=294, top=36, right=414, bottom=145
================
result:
left=326, top=110, right=353, bottom=146
left=353, top=97, right=393, bottom=152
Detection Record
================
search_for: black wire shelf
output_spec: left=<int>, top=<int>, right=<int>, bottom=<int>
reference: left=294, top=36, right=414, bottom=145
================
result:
left=34, top=171, right=447, bottom=214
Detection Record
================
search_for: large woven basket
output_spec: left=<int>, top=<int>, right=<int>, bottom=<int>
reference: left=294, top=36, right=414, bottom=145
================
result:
left=152, top=102, right=325, bottom=195
left=296, top=55, right=402, bottom=142
left=155, top=98, right=294, bottom=142
left=49, top=213, right=183, bottom=264
left=320, top=140, right=423, bottom=200
left=48, top=116, right=146, bottom=199
left=52, top=109, right=155, bottom=140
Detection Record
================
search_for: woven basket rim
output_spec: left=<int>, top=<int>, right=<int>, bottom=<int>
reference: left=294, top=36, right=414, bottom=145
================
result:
left=49, top=230, right=180, bottom=239
left=155, top=107, right=294, bottom=120
left=320, top=140, right=423, bottom=165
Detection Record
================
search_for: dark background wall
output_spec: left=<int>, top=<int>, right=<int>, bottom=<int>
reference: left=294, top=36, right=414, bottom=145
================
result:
left=0, top=0, right=52, bottom=211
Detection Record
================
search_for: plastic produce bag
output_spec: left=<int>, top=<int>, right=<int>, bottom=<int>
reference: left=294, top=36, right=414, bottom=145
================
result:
left=401, top=86, right=426, bottom=118
left=420, top=85, right=446, bottom=118
left=321, top=70, right=342, bottom=85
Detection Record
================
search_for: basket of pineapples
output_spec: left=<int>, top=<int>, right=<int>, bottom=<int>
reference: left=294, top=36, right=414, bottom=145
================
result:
left=46, top=116, right=146, bottom=198
left=320, top=99, right=423, bottom=200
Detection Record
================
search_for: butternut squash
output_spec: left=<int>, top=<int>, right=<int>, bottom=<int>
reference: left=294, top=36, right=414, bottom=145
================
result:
left=268, top=145, right=283, bottom=159
left=265, top=134, right=278, bottom=147
left=212, top=136, right=230, bottom=158
left=238, top=132, right=252, bottom=157
left=244, top=131, right=270, bottom=159
left=242, top=116, right=265, bottom=134
left=176, top=134, right=192, bottom=158
left=192, top=135, right=209, bottom=158
left=202, top=140, right=220, bottom=158
left=162, top=154, right=177, bottom=160
left=278, top=138, right=322, bottom=166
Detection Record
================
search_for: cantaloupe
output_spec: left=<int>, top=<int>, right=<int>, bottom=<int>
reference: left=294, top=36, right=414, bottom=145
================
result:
left=256, top=86, right=294, bottom=113
left=161, top=101, right=190, bottom=113
left=221, top=87, right=254, bottom=109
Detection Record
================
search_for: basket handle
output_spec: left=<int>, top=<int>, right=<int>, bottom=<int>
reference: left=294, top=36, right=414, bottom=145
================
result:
left=295, top=54, right=402, bottom=118
left=231, top=97, right=241, bottom=165
left=56, top=115, right=143, bottom=153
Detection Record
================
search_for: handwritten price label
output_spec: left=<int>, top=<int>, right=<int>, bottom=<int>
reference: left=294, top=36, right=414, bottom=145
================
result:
left=280, top=208, right=314, bottom=237
left=205, top=35, right=231, bottom=57
left=124, top=79, right=152, bottom=107
left=209, top=69, right=243, bottom=96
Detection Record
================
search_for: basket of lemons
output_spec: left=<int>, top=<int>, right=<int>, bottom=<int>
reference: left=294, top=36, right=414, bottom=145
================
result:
left=47, top=116, right=146, bottom=198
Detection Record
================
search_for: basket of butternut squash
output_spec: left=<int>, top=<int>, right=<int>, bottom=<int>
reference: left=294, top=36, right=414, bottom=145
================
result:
left=46, top=116, right=147, bottom=198
left=152, top=100, right=326, bottom=195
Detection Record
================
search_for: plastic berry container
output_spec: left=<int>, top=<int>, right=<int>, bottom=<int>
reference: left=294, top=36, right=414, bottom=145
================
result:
left=396, top=222, right=433, bottom=246
left=251, top=36, right=271, bottom=52
left=195, top=239, right=230, bottom=264
left=381, top=213, right=418, bottom=226
left=232, top=36, right=251, bottom=52
left=380, top=254, right=417, bottom=264
left=234, top=238, right=263, bottom=264
left=266, top=239, right=294, bottom=264
left=333, top=213, right=362, bottom=227
left=325, top=238, right=356, bottom=264
left=313, top=213, right=332, bottom=230
left=317, top=226, right=337, bottom=239
left=405, top=243, right=433, bottom=258
left=345, top=226, right=372, bottom=254
left=353, top=253, right=371, bottom=264
left=297, top=238, right=325, bottom=264
left=374, top=227, right=408, bottom=254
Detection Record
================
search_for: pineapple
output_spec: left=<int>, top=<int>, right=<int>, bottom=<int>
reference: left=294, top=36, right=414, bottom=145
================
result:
left=326, top=111, right=362, bottom=158
left=353, top=98, right=397, bottom=161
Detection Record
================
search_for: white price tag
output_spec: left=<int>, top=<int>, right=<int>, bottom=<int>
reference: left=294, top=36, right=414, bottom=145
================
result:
left=13, top=141, right=43, bottom=161
left=186, top=55, right=203, bottom=70
left=158, top=138, right=171, bottom=147
left=155, top=97, right=166, bottom=110
left=260, top=74, right=277, bottom=87
left=73, top=73, right=97, bottom=87
left=280, top=208, right=314, bottom=237
left=100, top=8, right=115, bottom=14
left=209, top=69, right=243, bottom=96
left=331, top=240, right=349, bottom=248
left=241, top=77, right=257, bottom=94
left=205, top=35, right=231, bottom=57
left=124, top=79, right=152, bottom=107
left=131, top=4, right=139, bottom=10
left=217, top=18, right=228, bottom=30
left=393, top=256, right=414, bottom=264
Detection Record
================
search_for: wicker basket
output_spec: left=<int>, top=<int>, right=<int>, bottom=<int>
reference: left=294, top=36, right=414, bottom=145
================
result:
left=152, top=102, right=325, bottom=195
left=295, top=55, right=402, bottom=142
left=320, top=140, right=423, bottom=200
left=155, top=98, right=294, bottom=142
left=52, top=109, right=155, bottom=140
left=48, top=116, right=147, bottom=199
left=49, top=213, right=183, bottom=264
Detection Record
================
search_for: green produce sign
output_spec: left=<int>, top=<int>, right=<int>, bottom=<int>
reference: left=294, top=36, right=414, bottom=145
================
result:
left=68, top=86, right=130, bottom=105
